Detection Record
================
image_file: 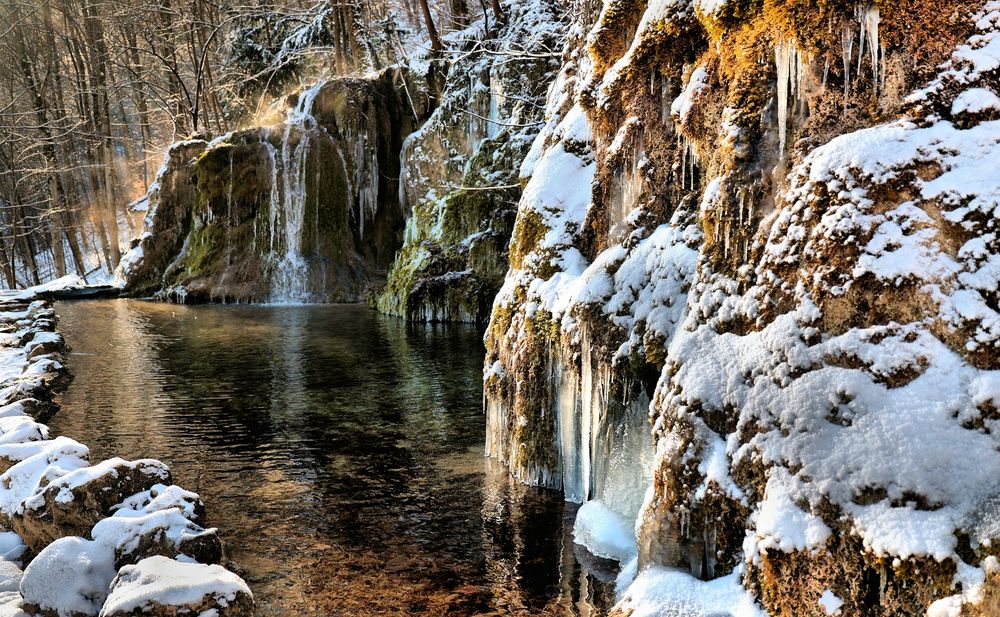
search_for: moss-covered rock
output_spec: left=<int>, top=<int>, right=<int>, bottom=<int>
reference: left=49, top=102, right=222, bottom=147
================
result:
left=374, top=1, right=566, bottom=325
left=120, top=68, right=429, bottom=303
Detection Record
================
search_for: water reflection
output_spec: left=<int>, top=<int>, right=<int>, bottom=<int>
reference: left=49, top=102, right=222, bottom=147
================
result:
left=51, top=301, right=615, bottom=616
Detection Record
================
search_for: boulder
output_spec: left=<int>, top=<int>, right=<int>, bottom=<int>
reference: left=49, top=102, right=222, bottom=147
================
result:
left=93, top=488, right=221, bottom=570
left=0, top=438, right=90, bottom=535
left=23, top=334, right=63, bottom=361
left=14, top=459, right=170, bottom=554
left=99, top=557, right=252, bottom=617
left=0, top=417, right=47, bottom=446
left=0, top=380, right=53, bottom=409
left=94, top=510, right=222, bottom=570
left=0, top=401, right=48, bottom=422
left=20, top=536, right=116, bottom=617
left=0, top=437, right=88, bottom=479
left=20, top=358, right=69, bottom=390
left=111, top=486, right=205, bottom=526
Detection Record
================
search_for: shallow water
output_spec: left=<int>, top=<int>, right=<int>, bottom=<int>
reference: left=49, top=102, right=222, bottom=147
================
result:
left=51, top=300, right=617, bottom=616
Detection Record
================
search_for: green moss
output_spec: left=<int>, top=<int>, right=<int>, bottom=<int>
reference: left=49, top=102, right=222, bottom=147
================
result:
left=509, top=209, right=548, bottom=270
left=183, top=220, right=225, bottom=278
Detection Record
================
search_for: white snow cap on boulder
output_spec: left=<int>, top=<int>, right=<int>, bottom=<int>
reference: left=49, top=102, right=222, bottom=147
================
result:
left=20, top=536, right=117, bottom=617
left=100, top=556, right=252, bottom=617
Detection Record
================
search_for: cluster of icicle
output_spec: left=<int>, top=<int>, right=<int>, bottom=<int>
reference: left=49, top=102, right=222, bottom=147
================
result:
left=486, top=324, right=655, bottom=520
left=775, top=5, right=882, bottom=159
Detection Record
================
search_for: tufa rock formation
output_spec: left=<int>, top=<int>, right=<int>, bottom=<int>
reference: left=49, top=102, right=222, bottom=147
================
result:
left=118, top=69, right=428, bottom=303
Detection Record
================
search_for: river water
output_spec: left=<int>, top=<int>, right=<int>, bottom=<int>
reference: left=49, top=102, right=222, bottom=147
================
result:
left=50, top=300, right=616, bottom=616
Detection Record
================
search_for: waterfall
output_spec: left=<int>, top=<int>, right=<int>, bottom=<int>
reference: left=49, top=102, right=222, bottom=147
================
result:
left=268, top=82, right=325, bottom=304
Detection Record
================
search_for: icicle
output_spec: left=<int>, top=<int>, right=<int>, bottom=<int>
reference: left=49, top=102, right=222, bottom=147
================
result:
left=266, top=144, right=280, bottom=252
left=679, top=134, right=686, bottom=189
left=775, top=41, right=793, bottom=159
left=703, top=518, right=717, bottom=578
left=842, top=24, right=855, bottom=100
left=856, top=14, right=866, bottom=77
left=858, top=5, right=881, bottom=94
left=775, top=40, right=812, bottom=159
left=661, top=76, right=672, bottom=125
left=579, top=325, right=595, bottom=502
left=487, top=71, right=505, bottom=140
left=227, top=151, right=234, bottom=228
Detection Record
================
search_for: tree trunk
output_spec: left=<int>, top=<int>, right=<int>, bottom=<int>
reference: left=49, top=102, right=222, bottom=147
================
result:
left=419, top=0, right=444, bottom=55
left=0, top=239, right=16, bottom=289
left=49, top=180, right=66, bottom=278
left=63, top=223, right=88, bottom=283
left=491, top=0, right=506, bottom=25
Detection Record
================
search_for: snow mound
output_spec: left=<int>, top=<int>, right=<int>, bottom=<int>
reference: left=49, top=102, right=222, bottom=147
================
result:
left=0, top=591, right=26, bottom=617
left=573, top=499, right=638, bottom=562
left=613, top=567, right=766, bottom=617
left=0, top=561, right=21, bottom=594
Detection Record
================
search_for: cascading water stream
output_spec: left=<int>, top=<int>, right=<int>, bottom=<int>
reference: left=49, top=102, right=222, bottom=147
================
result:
left=268, top=82, right=326, bottom=304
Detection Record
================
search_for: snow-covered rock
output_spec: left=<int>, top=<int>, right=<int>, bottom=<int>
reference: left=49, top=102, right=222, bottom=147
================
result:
left=14, top=459, right=170, bottom=554
left=485, top=0, right=1000, bottom=615
left=99, top=557, right=252, bottom=617
left=20, top=537, right=117, bottom=617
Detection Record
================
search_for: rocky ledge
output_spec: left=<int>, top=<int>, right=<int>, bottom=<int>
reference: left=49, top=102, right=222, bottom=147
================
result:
left=0, top=299, right=251, bottom=617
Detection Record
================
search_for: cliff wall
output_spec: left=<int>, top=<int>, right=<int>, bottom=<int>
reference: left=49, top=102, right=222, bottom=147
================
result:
left=484, top=1, right=1000, bottom=614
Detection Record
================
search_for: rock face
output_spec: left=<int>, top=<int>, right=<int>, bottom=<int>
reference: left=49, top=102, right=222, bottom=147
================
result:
left=118, top=68, right=429, bottom=303
left=484, top=0, right=1000, bottom=615
left=374, top=0, right=566, bottom=325
left=119, top=2, right=568, bottom=319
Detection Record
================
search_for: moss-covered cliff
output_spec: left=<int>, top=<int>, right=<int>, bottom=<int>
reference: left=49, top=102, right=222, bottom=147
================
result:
left=118, top=68, right=428, bottom=303
left=484, top=0, right=1000, bottom=614
left=374, top=0, right=566, bottom=325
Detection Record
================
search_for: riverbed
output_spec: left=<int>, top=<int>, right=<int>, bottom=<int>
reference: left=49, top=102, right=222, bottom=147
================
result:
left=49, top=300, right=616, bottom=616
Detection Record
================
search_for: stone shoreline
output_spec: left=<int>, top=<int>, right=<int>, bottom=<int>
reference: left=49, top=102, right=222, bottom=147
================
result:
left=0, top=299, right=252, bottom=617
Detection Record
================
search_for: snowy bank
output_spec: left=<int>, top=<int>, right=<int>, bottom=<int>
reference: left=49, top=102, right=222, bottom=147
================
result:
left=0, top=300, right=250, bottom=616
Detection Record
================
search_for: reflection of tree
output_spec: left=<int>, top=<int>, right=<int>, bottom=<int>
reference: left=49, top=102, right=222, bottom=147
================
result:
left=51, top=300, right=170, bottom=462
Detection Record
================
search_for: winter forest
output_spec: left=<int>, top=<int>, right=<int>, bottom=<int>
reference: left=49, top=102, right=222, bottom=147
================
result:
left=0, top=0, right=999, bottom=616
